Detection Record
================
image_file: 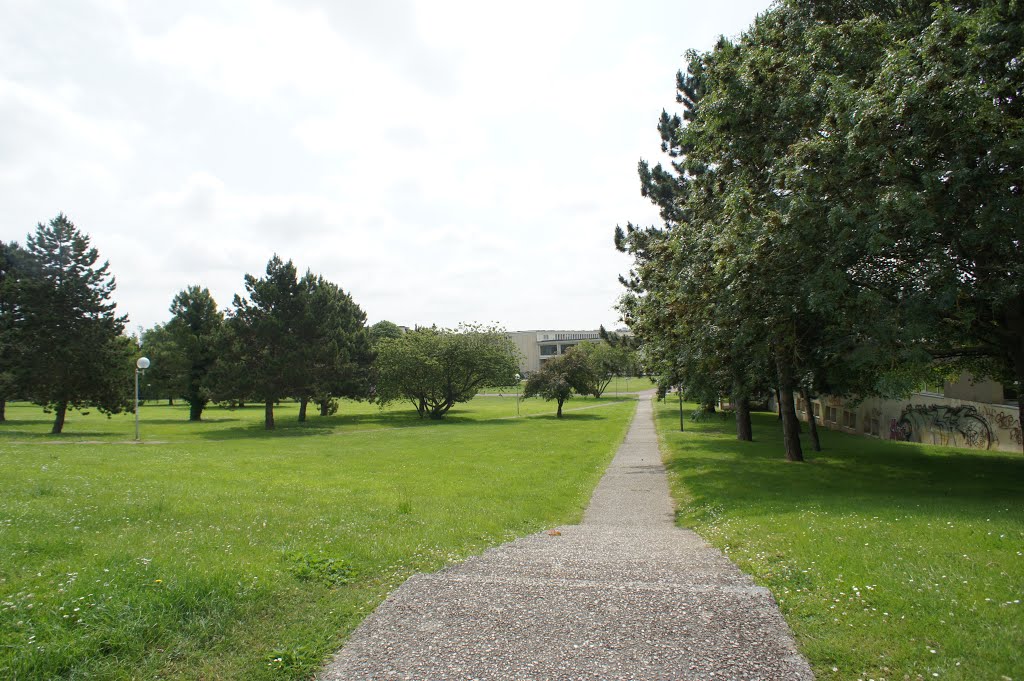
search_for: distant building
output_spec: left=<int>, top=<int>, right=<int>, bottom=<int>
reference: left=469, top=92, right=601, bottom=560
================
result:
left=507, top=330, right=610, bottom=374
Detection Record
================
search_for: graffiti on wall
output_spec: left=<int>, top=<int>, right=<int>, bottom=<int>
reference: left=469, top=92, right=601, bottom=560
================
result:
left=982, top=406, right=1023, bottom=447
left=894, top=404, right=994, bottom=450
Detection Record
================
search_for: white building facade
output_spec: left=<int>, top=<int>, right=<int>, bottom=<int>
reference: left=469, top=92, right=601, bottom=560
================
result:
left=506, top=330, right=606, bottom=374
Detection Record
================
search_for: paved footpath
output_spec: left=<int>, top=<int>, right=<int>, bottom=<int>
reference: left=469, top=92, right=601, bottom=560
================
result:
left=319, top=394, right=813, bottom=680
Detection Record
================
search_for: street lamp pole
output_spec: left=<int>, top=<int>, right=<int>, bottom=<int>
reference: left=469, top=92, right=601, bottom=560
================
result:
left=135, top=356, right=150, bottom=441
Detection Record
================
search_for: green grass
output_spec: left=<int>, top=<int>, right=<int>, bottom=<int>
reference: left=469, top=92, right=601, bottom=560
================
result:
left=602, top=375, right=657, bottom=395
left=0, top=396, right=636, bottom=679
left=481, top=376, right=656, bottom=397
left=653, top=398, right=1024, bottom=681
left=476, top=382, right=524, bottom=395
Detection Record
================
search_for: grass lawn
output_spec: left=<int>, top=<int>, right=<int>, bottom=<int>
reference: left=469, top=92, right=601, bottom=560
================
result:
left=481, top=376, right=657, bottom=397
left=0, top=395, right=636, bottom=679
left=602, top=375, right=657, bottom=396
left=654, top=398, right=1023, bottom=681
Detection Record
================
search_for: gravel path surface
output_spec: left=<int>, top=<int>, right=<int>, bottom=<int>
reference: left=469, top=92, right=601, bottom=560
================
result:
left=319, top=393, right=813, bottom=680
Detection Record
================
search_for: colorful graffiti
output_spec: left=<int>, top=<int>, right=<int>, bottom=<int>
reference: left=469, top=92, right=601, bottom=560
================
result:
left=894, top=404, right=994, bottom=450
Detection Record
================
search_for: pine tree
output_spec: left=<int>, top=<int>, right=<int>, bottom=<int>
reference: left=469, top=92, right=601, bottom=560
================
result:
left=15, top=214, right=133, bottom=433
left=228, top=256, right=306, bottom=429
left=166, top=286, right=224, bottom=421
left=0, top=241, right=32, bottom=421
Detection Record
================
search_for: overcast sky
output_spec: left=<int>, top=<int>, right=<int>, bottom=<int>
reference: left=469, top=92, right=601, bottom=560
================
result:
left=2, top=0, right=773, bottom=333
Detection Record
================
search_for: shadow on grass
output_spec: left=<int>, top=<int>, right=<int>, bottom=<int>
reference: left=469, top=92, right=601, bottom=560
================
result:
left=193, top=406, right=613, bottom=440
left=518, top=413, right=606, bottom=422
left=0, top=397, right=625, bottom=443
left=661, top=409, right=1024, bottom=522
left=137, top=417, right=244, bottom=426
left=194, top=412, right=395, bottom=440
left=0, top=430, right=126, bottom=441
left=0, top=418, right=54, bottom=426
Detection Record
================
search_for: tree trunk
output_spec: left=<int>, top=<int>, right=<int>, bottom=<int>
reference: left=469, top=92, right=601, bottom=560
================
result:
left=1018, top=390, right=1023, bottom=455
left=188, top=400, right=204, bottom=422
left=298, top=397, right=308, bottom=422
left=776, top=363, right=804, bottom=462
left=319, top=399, right=330, bottom=417
left=735, top=394, right=752, bottom=441
left=557, top=398, right=564, bottom=417
left=775, top=388, right=782, bottom=420
left=264, top=399, right=275, bottom=430
left=1014, top=355, right=1024, bottom=454
left=677, top=387, right=685, bottom=432
left=167, top=397, right=174, bottom=406
left=238, top=400, right=246, bottom=408
left=703, top=401, right=716, bottom=414
left=1012, top=334, right=1024, bottom=453
left=52, top=401, right=68, bottom=434
left=800, top=386, right=822, bottom=452
left=1004, top=299, right=1024, bottom=453
left=0, top=398, right=5, bottom=422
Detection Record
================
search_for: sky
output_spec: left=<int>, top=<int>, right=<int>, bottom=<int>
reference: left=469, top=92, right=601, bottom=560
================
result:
left=1, top=0, right=774, bottom=334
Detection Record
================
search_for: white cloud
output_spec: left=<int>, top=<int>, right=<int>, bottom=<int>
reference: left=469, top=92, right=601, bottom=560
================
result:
left=0, top=0, right=774, bottom=332
left=130, top=3, right=351, bottom=99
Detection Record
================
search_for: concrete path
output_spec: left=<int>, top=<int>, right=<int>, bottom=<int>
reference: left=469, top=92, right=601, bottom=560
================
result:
left=319, top=394, right=813, bottom=680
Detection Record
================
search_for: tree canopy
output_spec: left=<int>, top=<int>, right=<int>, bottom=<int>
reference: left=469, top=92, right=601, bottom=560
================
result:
left=292, top=274, right=373, bottom=420
left=616, top=0, right=1023, bottom=457
left=11, top=215, right=133, bottom=433
left=375, top=325, right=520, bottom=419
left=226, top=256, right=371, bottom=429
left=163, top=286, right=224, bottom=420
left=522, top=349, right=598, bottom=418
left=0, top=240, right=31, bottom=421
left=571, top=341, right=633, bottom=398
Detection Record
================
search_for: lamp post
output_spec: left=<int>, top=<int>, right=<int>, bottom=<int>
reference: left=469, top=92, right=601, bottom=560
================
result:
left=514, top=373, right=521, bottom=416
left=135, top=356, right=150, bottom=441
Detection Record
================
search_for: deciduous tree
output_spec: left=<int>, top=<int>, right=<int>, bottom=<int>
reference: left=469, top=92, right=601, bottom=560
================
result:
left=522, top=349, right=597, bottom=418
left=375, top=325, right=519, bottom=419
left=572, top=341, right=632, bottom=398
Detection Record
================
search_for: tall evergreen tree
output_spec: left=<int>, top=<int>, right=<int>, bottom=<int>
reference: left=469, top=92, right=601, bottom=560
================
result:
left=166, top=286, right=224, bottom=421
left=292, top=273, right=372, bottom=421
left=0, top=241, right=32, bottom=421
left=228, top=256, right=306, bottom=429
left=15, top=214, right=133, bottom=433
left=139, top=323, right=187, bottom=405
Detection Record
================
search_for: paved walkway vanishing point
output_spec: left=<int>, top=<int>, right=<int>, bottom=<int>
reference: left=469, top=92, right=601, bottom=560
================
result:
left=319, top=394, right=813, bottom=680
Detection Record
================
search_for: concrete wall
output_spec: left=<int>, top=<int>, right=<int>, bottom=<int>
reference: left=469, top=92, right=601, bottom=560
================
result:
left=797, top=393, right=1022, bottom=453
left=942, top=373, right=1004, bottom=403
left=507, top=332, right=540, bottom=375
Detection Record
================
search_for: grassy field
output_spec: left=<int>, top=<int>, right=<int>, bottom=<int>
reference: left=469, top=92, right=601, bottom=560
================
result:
left=654, top=398, right=1023, bottom=681
left=0, top=395, right=636, bottom=679
left=480, top=375, right=657, bottom=397
left=602, top=375, right=657, bottom=396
